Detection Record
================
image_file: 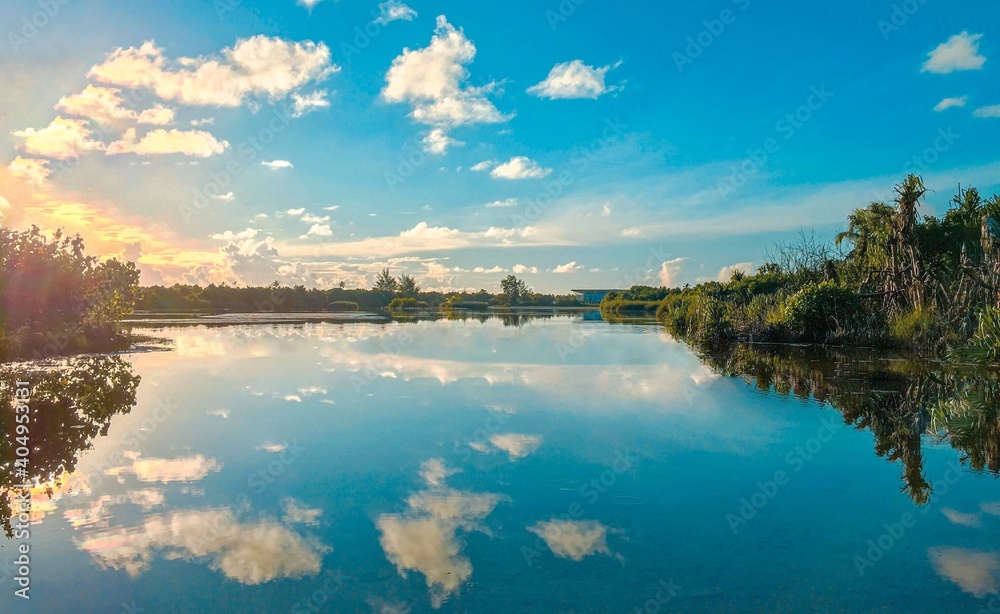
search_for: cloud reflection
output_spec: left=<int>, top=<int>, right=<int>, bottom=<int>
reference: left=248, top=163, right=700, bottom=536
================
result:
left=77, top=508, right=326, bottom=584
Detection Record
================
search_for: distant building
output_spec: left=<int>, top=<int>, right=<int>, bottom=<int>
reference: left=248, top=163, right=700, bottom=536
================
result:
left=570, top=289, right=626, bottom=304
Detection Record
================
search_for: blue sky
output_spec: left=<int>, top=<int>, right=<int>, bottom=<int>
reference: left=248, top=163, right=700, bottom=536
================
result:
left=1, top=0, right=998, bottom=291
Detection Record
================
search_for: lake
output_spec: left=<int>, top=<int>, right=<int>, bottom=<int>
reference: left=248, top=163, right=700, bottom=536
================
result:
left=3, top=313, right=1000, bottom=612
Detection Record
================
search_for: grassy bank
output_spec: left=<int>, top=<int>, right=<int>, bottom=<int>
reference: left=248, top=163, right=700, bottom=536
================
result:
left=602, top=175, right=1000, bottom=355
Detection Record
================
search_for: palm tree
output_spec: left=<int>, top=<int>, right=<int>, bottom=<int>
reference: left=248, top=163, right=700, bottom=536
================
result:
left=373, top=268, right=398, bottom=293
left=398, top=274, right=421, bottom=296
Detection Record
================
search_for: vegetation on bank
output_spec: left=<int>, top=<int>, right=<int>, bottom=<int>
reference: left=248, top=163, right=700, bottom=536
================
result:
left=139, top=272, right=583, bottom=314
left=603, top=175, right=1000, bottom=355
left=0, top=227, right=140, bottom=361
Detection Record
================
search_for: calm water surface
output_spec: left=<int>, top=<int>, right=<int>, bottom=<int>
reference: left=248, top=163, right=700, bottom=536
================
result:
left=2, top=314, right=1000, bottom=612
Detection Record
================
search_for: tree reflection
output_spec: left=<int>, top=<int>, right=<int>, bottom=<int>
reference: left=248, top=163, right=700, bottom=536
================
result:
left=693, top=342, right=999, bottom=504
left=1, top=356, right=140, bottom=536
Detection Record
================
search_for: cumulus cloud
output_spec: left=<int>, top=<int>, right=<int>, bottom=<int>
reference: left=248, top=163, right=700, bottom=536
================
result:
left=512, top=264, right=538, bottom=274
left=659, top=257, right=687, bottom=287
left=375, top=0, right=417, bottom=25
left=11, top=117, right=106, bottom=159
left=527, top=60, right=621, bottom=100
left=77, top=508, right=325, bottom=584
left=527, top=520, right=614, bottom=561
left=553, top=261, right=583, bottom=274
left=933, top=96, right=968, bottom=112
left=302, top=224, right=333, bottom=238
left=620, top=226, right=644, bottom=238
left=470, top=160, right=494, bottom=172
left=490, top=156, right=551, bottom=180
left=57, top=85, right=175, bottom=125
left=89, top=37, right=338, bottom=107
left=922, top=32, right=986, bottom=74
left=423, top=128, right=463, bottom=155
left=263, top=160, right=294, bottom=170
left=485, top=198, right=517, bottom=208
left=105, top=453, right=222, bottom=483
left=974, top=105, right=1000, bottom=118
left=107, top=128, right=229, bottom=157
left=8, top=156, right=51, bottom=185
left=928, top=547, right=1000, bottom=597
left=382, top=16, right=510, bottom=152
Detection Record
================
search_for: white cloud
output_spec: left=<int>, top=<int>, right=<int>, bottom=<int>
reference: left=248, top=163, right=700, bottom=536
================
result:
left=297, top=0, right=324, bottom=10
left=107, top=128, right=228, bottom=157
left=620, top=226, right=644, bottom=238
left=286, top=207, right=306, bottom=215
left=302, top=223, right=333, bottom=237
left=375, top=0, right=417, bottom=25
left=485, top=198, right=518, bottom=208
left=77, top=508, right=325, bottom=584
left=928, top=547, right=999, bottom=597
left=470, top=160, right=495, bottom=172
left=89, top=37, right=338, bottom=107
left=974, top=105, right=1000, bottom=118
left=56, top=85, right=174, bottom=126
left=214, top=191, right=235, bottom=201
left=934, top=96, right=968, bottom=111
left=659, top=257, right=687, bottom=287
left=382, top=16, right=510, bottom=150
left=922, top=32, right=986, bottom=74
left=12, top=117, right=106, bottom=159
left=527, top=520, right=614, bottom=561
left=422, top=128, right=462, bottom=155
left=191, top=117, right=214, bottom=126
left=211, top=228, right=258, bottom=241
left=490, top=156, right=551, bottom=180
left=291, top=89, right=329, bottom=117
left=300, top=213, right=329, bottom=224
left=263, top=160, right=294, bottom=170
left=527, top=60, right=621, bottom=100
left=9, top=156, right=51, bottom=185
left=553, top=261, right=583, bottom=274
left=512, top=264, right=538, bottom=274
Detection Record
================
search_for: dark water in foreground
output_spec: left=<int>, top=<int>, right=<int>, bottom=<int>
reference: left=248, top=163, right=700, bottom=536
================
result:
left=2, top=314, right=1000, bottom=612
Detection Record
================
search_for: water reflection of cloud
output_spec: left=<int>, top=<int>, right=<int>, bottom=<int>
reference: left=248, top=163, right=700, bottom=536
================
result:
left=377, top=459, right=506, bottom=608
left=928, top=547, right=1000, bottom=597
left=77, top=508, right=325, bottom=584
left=941, top=508, right=983, bottom=528
left=106, top=452, right=222, bottom=483
left=528, top=519, right=616, bottom=562
left=283, top=498, right=322, bottom=526
left=486, top=433, right=542, bottom=460
left=420, top=458, right=459, bottom=487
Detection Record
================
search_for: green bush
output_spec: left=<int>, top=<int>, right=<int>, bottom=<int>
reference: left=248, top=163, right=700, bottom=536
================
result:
left=388, top=297, right=418, bottom=311
left=327, top=301, right=359, bottom=312
left=780, top=282, right=862, bottom=342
